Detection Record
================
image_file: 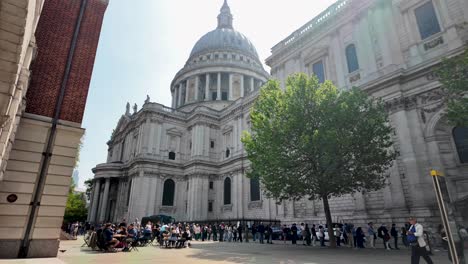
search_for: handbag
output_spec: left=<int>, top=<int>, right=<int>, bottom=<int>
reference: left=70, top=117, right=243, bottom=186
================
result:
left=407, top=226, right=418, bottom=245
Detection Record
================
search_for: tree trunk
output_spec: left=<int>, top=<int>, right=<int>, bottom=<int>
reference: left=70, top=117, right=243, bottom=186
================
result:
left=322, top=194, right=336, bottom=248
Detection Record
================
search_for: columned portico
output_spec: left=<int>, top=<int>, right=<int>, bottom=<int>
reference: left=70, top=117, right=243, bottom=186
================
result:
left=205, top=73, right=210, bottom=101
left=89, top=179, right=101, bottom=223
left=228, top=73, right=233, bottom=100
left=217, top=72, right=221, bottom=100
left=99, top=178, right=111, bottom=222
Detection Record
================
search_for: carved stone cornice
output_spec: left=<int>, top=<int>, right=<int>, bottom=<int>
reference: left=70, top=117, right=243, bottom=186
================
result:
left=385, top=88, right=445, bottom=114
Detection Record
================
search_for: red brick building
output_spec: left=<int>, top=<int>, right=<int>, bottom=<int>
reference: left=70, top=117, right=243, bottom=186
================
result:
left=0, top=0, right=108, bottom=258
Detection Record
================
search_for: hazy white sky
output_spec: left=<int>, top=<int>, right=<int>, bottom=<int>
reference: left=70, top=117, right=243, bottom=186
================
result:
left=77, top=0, right=338, bottom=187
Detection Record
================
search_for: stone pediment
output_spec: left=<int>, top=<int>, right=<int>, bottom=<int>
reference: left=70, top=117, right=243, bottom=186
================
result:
left=166, top=127, right=183, bottom=137
left=222, top=125, right=233, bottom=134
left=112, top=115, right=131, bottom=138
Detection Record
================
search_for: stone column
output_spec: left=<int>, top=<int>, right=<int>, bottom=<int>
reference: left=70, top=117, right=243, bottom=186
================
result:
left=177, top=84, right=182, bottom=107
left=99, top=178, right=111, bottom=222
left=228, top=73, right=233, bottom=100
left=205, top=73, right=210, bottom=101
left=250, top=77, right=254, bottom=92
left=171, top=89, right=176, bottom=108
left=184, top=81, right=189, bottom=104
left=195, top=75, right=199, bottom=101
left=89, top=179, right=101, bottom=223
left=217, top=73, right=221, bottom=100
left=240, top=75, right=244, bottom=97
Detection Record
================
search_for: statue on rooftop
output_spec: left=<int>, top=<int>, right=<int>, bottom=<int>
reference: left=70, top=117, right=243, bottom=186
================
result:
left=125, top=102, right=130, bottom=115
left=145, top=95, right=150, bottom=104
left=133, top=103, right=138, bottom=114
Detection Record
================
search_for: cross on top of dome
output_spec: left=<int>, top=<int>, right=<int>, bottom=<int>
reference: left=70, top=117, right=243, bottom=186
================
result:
left=217, top=0, right=233, bottom=29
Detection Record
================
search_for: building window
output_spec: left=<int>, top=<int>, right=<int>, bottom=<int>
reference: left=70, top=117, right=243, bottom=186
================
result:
left=210, top=141, right=215, bottom=148
left=209, top=181, right=214, bottom=189
left=162, top=179, right=175, bottom=206
left=415, top=1, right=441, bottom=40
left=312, top=60, right=325, bottom=83
left=224, top=54, right=228, bottom=59
left=222, top=92, right=228, bottom=100
left=250, top=178, right=260, bottom=201
left=208, top=201, right=213, bottom=212
left=215, top=54, right=219, bottom=59
left=453, top=127, right=468, bottom=164
left=345, top=44, right=359, bottom=73
left=226, top=148, right=230, bottom=158
left=224, top=177, right=231, bottom=205
left=212, top=92, right=217, bottom=100
left=168, top=151, right=176, bottom=160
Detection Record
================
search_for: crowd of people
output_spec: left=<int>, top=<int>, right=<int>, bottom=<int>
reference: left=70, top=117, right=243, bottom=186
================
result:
left=80, top=217, right=468, bottom=264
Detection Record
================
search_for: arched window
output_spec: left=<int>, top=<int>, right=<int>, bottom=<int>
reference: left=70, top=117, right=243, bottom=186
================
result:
left=453, top=127, right=468, bottom=164
left=346, top=44, right=359, bottom=73
left=168, top=151, right=176, bottom=160
left=162, top=179, right=175, bottom=206
left=226, top=148, right=230, bottom=158
left=250, top=178, right=260, bottom=201
left=224, top=177, right=231, bottom=205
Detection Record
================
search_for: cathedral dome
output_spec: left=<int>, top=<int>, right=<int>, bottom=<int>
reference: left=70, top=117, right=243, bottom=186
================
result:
left=189, top=28, right=260, bottom=62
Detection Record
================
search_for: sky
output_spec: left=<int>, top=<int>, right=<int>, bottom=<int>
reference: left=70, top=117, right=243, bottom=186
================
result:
left=77, top=0, right=338, bottom=188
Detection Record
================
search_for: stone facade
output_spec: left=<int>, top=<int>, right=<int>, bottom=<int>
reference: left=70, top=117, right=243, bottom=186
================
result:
left=0, top=0, right=108, bottom=258
left=91, top=0, right=468, bottom=231
left=266, top=0, right=468, bottom=227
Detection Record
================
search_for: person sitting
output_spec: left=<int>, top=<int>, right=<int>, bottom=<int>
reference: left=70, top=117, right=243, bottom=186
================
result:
left=176, top=229, right=189, bottom=248
left=123, top=224, right=138, bottom=251
left=103, top=223, right=119, bottom=251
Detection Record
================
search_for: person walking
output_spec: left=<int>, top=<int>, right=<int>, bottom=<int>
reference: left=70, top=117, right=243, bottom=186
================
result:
left=391, top=223, right=400, bottom=249
left=367, top=222, right=376, bottom=248
left=407, top=217, right=433, bottom=264
left=282, top=225, right=289, bottom=244
left=378, top=223, right=392, bottom=250
left=311, top=224, right=318, bottom=247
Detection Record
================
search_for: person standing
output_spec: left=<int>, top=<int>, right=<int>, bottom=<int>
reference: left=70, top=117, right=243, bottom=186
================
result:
left=391, top=223, right=400, bottom=249
left=407, top=217, right=433, bottom=264
left=291, top=223, right=298, bottom=245
left=238, top=224, right=243, bottom=243
left=213, top=224, right=218, bottom=241
left=402, top=226, right=409, bottom=248
left=334, top=224, right=342, bottom=247
left=257, top=222, right=265, bottom=244
left=318, top=225, right=325, bottom=247
left=300, top=223, right=306, bottom=245
left=305, top=224, right=312, bottom=246
left=356, top=227, right=366, bottom=248
left=219, top=223, right=224, bottom=242
left=252, top=224, right=257, bottom=242
left=367, top=222, right=376, bottom=248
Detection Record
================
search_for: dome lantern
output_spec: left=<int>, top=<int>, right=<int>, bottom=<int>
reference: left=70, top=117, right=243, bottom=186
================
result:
left=217, top=0, right=233, bottom=29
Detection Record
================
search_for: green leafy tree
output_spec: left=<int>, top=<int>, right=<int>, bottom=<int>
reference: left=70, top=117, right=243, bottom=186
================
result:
left=242, top=74, right=396, bottom=247
left=437, top=48, right=468, bottom=126
left=63, top=179, right=88, bottom=223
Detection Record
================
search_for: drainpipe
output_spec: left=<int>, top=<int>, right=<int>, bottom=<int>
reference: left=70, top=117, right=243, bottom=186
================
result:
left=18, top=0, right=88, bottom=258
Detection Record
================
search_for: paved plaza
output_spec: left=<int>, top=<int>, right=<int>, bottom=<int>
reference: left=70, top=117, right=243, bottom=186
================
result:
left=0, top=237, right=453, bottom=264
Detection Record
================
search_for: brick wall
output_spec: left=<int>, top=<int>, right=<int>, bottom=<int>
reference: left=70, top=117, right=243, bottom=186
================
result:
left=25, top=0, right=107, bottom=124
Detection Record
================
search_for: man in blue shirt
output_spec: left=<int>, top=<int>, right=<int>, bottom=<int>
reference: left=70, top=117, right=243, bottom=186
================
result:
left=103, top=223, right=118, bottom=249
